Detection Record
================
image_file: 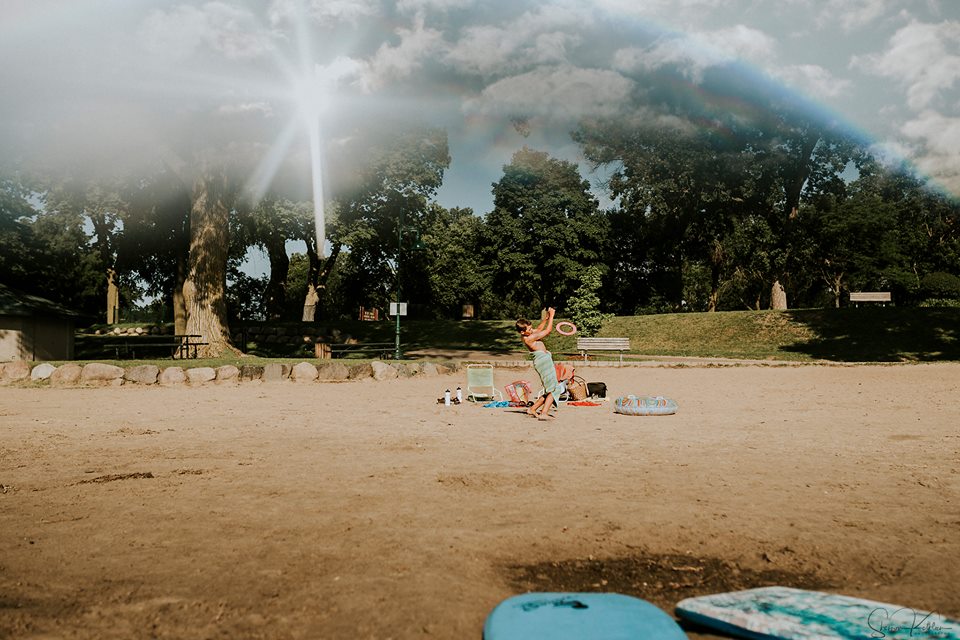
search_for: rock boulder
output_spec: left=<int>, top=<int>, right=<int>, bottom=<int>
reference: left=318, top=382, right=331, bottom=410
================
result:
left=124, top=365, right=159, bottom=385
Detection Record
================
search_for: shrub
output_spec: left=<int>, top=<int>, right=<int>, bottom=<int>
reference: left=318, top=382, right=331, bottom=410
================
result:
left=567, top=265, right=612, bottom=336
left=920, top=272, right=960, bottom=300
left=919, top=298, right=960, bottom=308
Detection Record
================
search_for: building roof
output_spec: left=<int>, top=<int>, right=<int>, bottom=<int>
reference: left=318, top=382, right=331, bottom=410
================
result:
left=0, top=282, right=80, bottom=319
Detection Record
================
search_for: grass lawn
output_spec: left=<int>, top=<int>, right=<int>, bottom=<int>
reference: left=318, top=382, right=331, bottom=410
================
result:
left=68, top=307, right=960, bottom=365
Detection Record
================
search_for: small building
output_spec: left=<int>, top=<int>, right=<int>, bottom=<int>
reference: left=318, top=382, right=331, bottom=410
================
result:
left=0, top=283, right=79, bottom=361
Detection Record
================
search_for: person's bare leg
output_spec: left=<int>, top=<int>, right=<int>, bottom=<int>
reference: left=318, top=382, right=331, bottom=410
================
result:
left=538, top=394, right=556, bottom=420
left=528, top=395, right=545, bottom=417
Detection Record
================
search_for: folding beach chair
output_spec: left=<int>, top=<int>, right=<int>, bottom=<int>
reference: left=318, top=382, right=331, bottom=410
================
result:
left=465, top=364, right=503, bottom=402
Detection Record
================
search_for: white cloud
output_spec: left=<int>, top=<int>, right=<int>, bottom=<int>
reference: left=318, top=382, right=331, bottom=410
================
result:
left=218, top=101, right=275, bottom=116
left=444, top=5, right=589, bottom=77
left=612, top=25, right=775, bottom=80
left=817, top=0, right=895, bottom=31
left=854, top=20, right=960, bottom=110
left=591, top=0, right=732, bottom=27
left=900, top=109, right=960, bottom=192
left=140, top=3, right=275, bottom=60
left=699, top=25, right=777, bottom=64
left=463, top=65, right=634, bottom=120
left=396, top=0, right=474, bottom=13
left=268, top=0, right=380, bottom=27
left=359, top=17, right=446, bottom=91
left=777, top=64, right=850, bottom=98
left=316, top=55, right=365, bottom=86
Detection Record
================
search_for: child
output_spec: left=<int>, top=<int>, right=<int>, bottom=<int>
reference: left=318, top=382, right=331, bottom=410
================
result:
left=515, top=307, right=563, bottom=420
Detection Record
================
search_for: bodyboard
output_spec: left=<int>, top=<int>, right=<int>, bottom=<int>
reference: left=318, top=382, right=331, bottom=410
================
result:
left=484, top=592, right=687, bottom=640
left=675, top=586, right=960, bottom=640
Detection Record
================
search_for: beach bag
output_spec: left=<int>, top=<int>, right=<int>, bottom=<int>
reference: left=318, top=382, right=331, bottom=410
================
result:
left=504, top=380, right=534, bottom=406
left=566, top=376, right=588, bottom=401
left=587, top=382, right=607, bottom=398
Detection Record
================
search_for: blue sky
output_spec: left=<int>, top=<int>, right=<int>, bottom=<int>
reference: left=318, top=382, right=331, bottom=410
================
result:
left=2, top=0, right=957, bottom=276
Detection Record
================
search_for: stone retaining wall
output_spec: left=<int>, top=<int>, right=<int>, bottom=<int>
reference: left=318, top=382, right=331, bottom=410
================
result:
left=0, top=360, right=460, bottom=387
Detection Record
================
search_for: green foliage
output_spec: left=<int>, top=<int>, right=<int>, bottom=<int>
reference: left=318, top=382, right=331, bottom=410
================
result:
left=413, top=205, right=491, bottom=318
left=920, top=271, right=960, bottom=300
left=334, top=127, right=451, bottom=314
left=226, top=269, right=268, bottom=321
left=0, top=170, right=109, bottom=318
left=919, top=298, right=960, bottom=308
left=0, top=174, right=41, bottom=291
left=118, top=167, right=191, bottom=306
left=482, top=147, right=606, bottom=316
left=566, top=264, right=611, bottom=336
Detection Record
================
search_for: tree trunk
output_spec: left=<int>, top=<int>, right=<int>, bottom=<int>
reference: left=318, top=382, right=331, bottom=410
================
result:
left=173, top=253, right=188, bottom=335
left=708, top=261, right=721, bottom=312
left=302, top=284, right=319, bottom=322
left=770, top=279, right=788, bottom=310
left=777, top=131, right=820, bottom=313
left=301, top=240, right=341, bottom=322
left=832, top=273, right=843, bottom=308
left=708, top=289, right=719, bottom=312
left=182, top=169, right=237, bottom=358
left=106, top=268, right=119, bottom=324
left=264, top=238, right=289, bottom=320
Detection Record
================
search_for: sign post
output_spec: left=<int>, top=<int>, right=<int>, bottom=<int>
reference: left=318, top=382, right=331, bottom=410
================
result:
left=391, top=302, right=407, bottom=360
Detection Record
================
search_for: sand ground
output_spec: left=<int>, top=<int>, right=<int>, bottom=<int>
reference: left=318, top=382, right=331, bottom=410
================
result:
left=1, top=362, right=958, bottom=639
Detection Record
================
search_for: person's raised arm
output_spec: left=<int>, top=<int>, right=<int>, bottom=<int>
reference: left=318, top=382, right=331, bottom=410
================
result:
left=528, top=308, right=556, bottom=341
left=544, top=307, right=555, bottom=335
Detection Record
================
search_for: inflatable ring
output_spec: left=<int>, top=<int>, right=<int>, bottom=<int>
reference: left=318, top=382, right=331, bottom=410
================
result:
left=555, top=321, right=577, bottom=336
left=614, top=395, right=678, bottom=416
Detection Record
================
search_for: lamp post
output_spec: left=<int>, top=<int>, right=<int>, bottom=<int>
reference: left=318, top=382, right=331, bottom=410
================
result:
left=394, top=211, right=420, bottom=361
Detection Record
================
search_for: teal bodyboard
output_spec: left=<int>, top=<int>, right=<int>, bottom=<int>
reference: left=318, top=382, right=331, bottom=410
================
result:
left=676, top=586, right=960, bottom=640
left=484, top=592, right=688, bottom=640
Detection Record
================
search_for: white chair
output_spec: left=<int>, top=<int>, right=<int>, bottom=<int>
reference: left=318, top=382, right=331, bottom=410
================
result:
left=465, top=364, right=503, bottom=402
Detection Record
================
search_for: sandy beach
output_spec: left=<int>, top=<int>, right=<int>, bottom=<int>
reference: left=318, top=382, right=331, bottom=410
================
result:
left=1, top=362, right=958, bottom=639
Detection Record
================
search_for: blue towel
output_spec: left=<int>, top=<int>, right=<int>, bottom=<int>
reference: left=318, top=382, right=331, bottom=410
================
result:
left=483, top=400, right=511, bottom=408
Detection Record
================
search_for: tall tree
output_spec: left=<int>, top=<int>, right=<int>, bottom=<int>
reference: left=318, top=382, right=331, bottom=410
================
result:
left=119, top=167, right=191, bottom=332
left=183, top=167, right=237, bottom=357
left=574, top=120, right=748, bottom=311
left=231, top=198, right=302, bottom=320
left=2, top=170, right=115, bottom=319
left=334, top=127, right=450, bottom=316
left=0, top=174, right=42, bottom=293
left=801, top=193, right=899, bottom=308
left=408, top=204, right=490, bottom=318
left=483, top=147, right=606, bottom=317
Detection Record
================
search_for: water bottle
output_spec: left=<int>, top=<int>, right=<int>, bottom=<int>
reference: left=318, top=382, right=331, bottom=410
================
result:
left=456, top=386, right=462, bottom=403
left=444, top=389, right=451, bottom=406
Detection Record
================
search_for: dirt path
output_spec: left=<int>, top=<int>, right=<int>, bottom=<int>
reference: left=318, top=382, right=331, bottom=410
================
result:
left=1, top=363, right=958, bottom=639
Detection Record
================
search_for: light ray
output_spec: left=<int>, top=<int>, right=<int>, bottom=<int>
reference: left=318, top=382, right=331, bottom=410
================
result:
left=245, top=115, right=301, bottom=203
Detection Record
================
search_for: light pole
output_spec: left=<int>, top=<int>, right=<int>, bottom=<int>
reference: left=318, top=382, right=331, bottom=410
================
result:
left=394, top=210, right=420, bottom=361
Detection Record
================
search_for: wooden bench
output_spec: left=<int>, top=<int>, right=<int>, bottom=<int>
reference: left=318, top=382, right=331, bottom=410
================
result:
left=576, top=337, right=631, bottom=364
left=173, top=335, right=209, bottom=359
left=850, top=292, right=891, bottom=306
left=329, top=342, right=397, bottom=359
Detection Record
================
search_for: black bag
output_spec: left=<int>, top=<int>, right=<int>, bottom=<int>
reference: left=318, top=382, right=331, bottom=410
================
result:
left=587, top=382, right=607, bottom=398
